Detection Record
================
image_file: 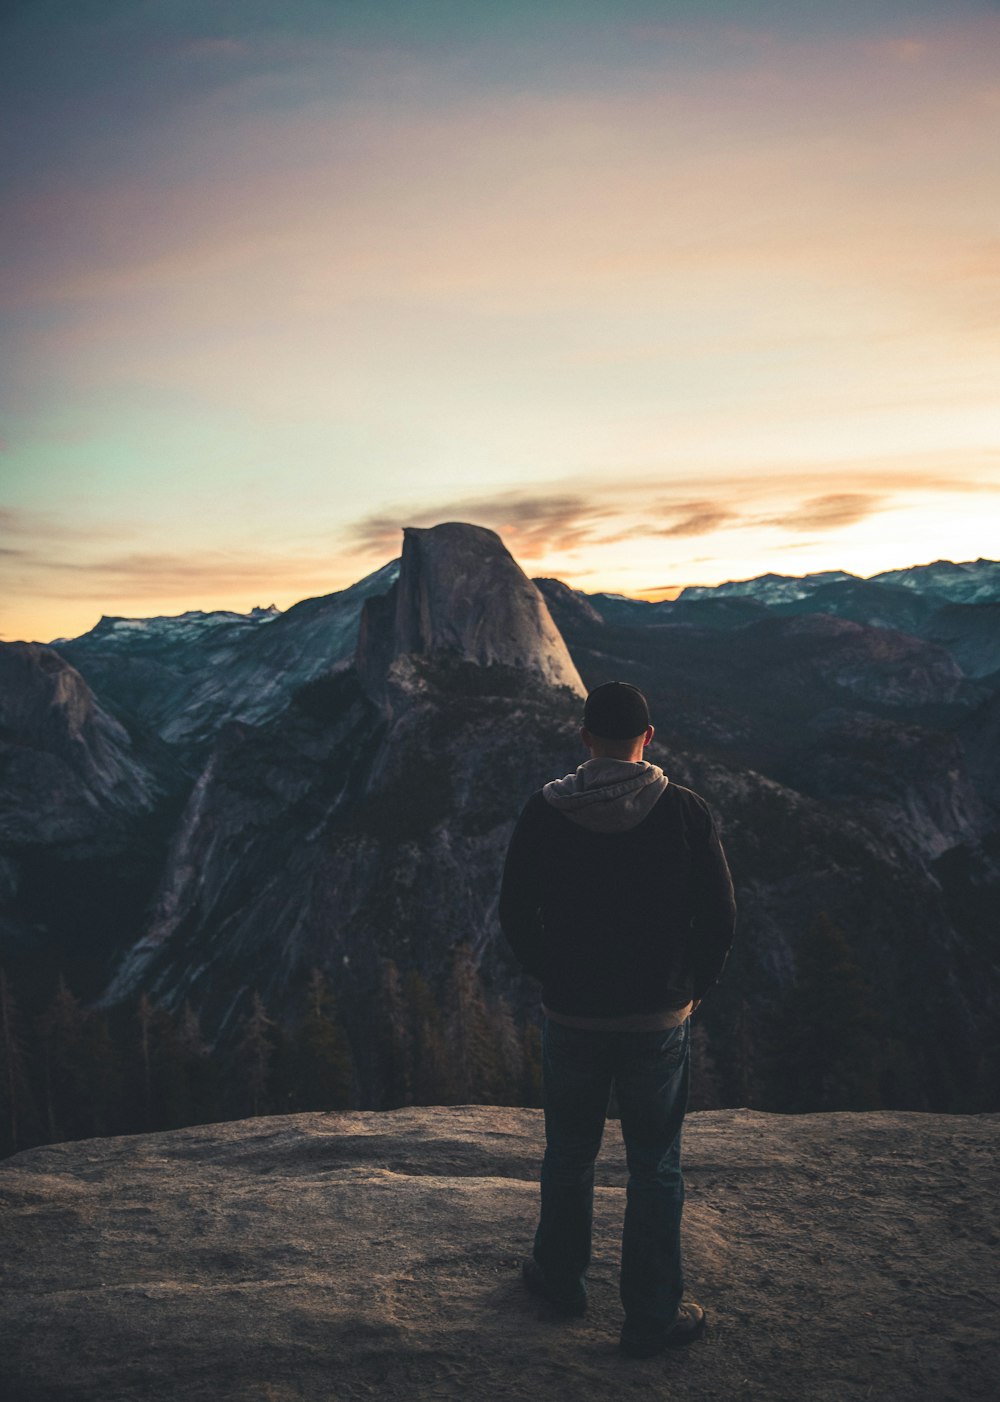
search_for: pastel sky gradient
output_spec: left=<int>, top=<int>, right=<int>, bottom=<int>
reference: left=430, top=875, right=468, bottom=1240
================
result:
left=2, top=0, right=998, bottom=642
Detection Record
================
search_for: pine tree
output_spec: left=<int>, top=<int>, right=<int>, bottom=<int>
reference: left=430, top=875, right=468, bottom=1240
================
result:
left=377, top=959, right=412, bottom=1108
left=489, top=996, right=523, bottom=1105
left=36, top=976, right=89, bottom=1142
left=136, top=992, right=155, bottom=1130
left=731, top=995, right=757, bottom=1108
left=292, top=968, right=354, bottom=1111
left=234, top=992, right=276, bottom=1117
left=176, top=1001, right=218, bottom=1126
left=403, top=970, right=453, bottom=1106
left=775, top=912, right=883, bottom=1112
left=520, top=1021, right=543, bottom=1108
left=0, top=967, right=35, bottom=1155
left=444, top=941, right=500, bottom=1103
left=83, top=1012, right=121, bottom=1139
left=127, top=992, right=190, bottom=1131
left=688, top=1018, right=725, bottom=1110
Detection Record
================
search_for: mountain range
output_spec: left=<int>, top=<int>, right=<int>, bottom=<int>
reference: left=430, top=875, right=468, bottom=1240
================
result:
left=2, top=530, right=998, bottom=1124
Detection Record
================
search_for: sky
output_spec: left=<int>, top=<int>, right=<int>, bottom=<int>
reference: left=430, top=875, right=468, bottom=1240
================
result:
left=2, top=0, right=998, bottom=642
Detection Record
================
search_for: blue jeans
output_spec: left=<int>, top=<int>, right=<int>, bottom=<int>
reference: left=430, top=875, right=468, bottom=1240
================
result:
left=533, top=1016, right=691, bottom=1331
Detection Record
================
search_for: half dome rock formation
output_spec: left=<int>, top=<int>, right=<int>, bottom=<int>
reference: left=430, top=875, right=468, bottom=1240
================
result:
left=1, top=1106, right=998, bottom=1402
left=357, top=523, right=585, bottom=703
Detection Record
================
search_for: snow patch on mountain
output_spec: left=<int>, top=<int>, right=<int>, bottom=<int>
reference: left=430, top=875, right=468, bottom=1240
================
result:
left=49, top=604, right=282, bottom=649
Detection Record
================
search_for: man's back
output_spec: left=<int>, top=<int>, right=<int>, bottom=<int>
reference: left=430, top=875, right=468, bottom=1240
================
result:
left=499, top=769, right=736, bottom=1019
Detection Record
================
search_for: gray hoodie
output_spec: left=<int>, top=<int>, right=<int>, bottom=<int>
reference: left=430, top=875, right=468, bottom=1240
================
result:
left=542, top=757, right=669, bottom=833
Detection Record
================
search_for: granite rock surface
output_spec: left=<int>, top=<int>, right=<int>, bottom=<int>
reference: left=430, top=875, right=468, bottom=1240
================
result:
left=2, top=1106, right=998, bottom=1402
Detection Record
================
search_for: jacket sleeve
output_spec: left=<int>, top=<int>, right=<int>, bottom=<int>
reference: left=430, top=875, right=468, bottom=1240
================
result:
left=689, top=800, right=737, bottom=1000
left=498, top=796, right=546, bottom=979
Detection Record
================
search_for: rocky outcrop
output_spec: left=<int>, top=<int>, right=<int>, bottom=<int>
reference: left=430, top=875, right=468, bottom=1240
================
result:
left=358, top=525, right=584, bottom=704
left=921, top=603, right=1000, bottom=681
left=1, top=1106, right=997, bottom=1402
left=0, top=642, right=161, bottom=848
left=960, top=690, right=1000, bottom=810
left=0, top=642, right=174, bottom=971
left=787, top=709, right=987, bottom=859
left=753, top=614, right=980, bottom=709
left=532, top=577, right=605, bottom=629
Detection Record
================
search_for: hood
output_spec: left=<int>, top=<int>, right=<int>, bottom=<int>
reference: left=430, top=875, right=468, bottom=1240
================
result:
left=542, top=757, right=668, bottom=833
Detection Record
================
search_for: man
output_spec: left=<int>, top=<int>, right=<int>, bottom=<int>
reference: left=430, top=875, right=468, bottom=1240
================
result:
left=499, top=680, right=736, bottom=1358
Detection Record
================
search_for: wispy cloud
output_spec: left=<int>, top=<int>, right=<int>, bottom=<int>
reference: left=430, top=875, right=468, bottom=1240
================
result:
left=341, top=459, right=997, bottom=572
left=654, top=501, right=736, bottom=537
left=346, top=490, right=619, bottom=561
left=25, top=548, right=344, bottom=603
left=766, top=493, right=883, bottom=531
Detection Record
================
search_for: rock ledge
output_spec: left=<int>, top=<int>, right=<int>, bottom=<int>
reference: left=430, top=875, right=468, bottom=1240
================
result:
left=2, top=1106, right=997, bottom=1402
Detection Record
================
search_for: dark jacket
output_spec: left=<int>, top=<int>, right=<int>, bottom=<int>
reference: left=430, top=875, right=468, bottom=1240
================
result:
left=498, top=780, right=736, bottom=1017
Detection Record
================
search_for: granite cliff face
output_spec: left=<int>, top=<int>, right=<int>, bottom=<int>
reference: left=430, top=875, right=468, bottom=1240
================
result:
left=1, top=1106, right=998, bottom=1402
left=0, top=643, right=161, bottom=842
left=0, top=642, right=176, bottom=985
left=358, top=524, right=584, bottom=704
left=921, top=602, right=1000, bottom=682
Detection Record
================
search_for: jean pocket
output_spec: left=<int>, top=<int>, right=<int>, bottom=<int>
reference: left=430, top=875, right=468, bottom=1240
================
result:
left=655, top=1021, right=689, bottom=1061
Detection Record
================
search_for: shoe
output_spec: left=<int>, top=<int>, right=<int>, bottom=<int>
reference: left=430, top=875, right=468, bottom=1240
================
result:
left=521, top=1257, right=587, bottom=1317
left=619, top=1301, right=706, bottom=1357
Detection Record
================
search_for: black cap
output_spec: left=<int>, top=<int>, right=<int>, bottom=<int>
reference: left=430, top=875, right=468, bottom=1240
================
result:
left=583, top=681, right=651, bottom=739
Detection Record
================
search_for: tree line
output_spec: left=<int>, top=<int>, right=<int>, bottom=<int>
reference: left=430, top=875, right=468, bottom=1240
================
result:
left=3, top=912, right=977, bottom=1160
left=0, top=941, right=543, bottom=1160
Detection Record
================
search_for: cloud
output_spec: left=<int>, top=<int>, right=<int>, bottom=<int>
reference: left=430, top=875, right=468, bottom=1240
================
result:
left=27, top=548, right=342, bottom=602
left=0, top=518, right=353, bottom=606
left=654, top=501, right=735, bottom=537
left=766, top=493, right=883, bottom=531
left=341, top=458, right=996, bottom=571
left=345, top=490, right=618, bottom=561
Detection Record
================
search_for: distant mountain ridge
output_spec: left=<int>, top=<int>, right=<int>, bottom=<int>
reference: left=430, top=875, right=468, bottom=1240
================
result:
left=537, top=557, right=1000, bottom=682
left=677, top=557, right=1000, bottom=605
left=53, top=561, right=400, bottom=748
left=49, top=603, right=282, bottom=650
left=46, top=557, right=1000, bottom=650
left=679, top=568, right=858, bottom=605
